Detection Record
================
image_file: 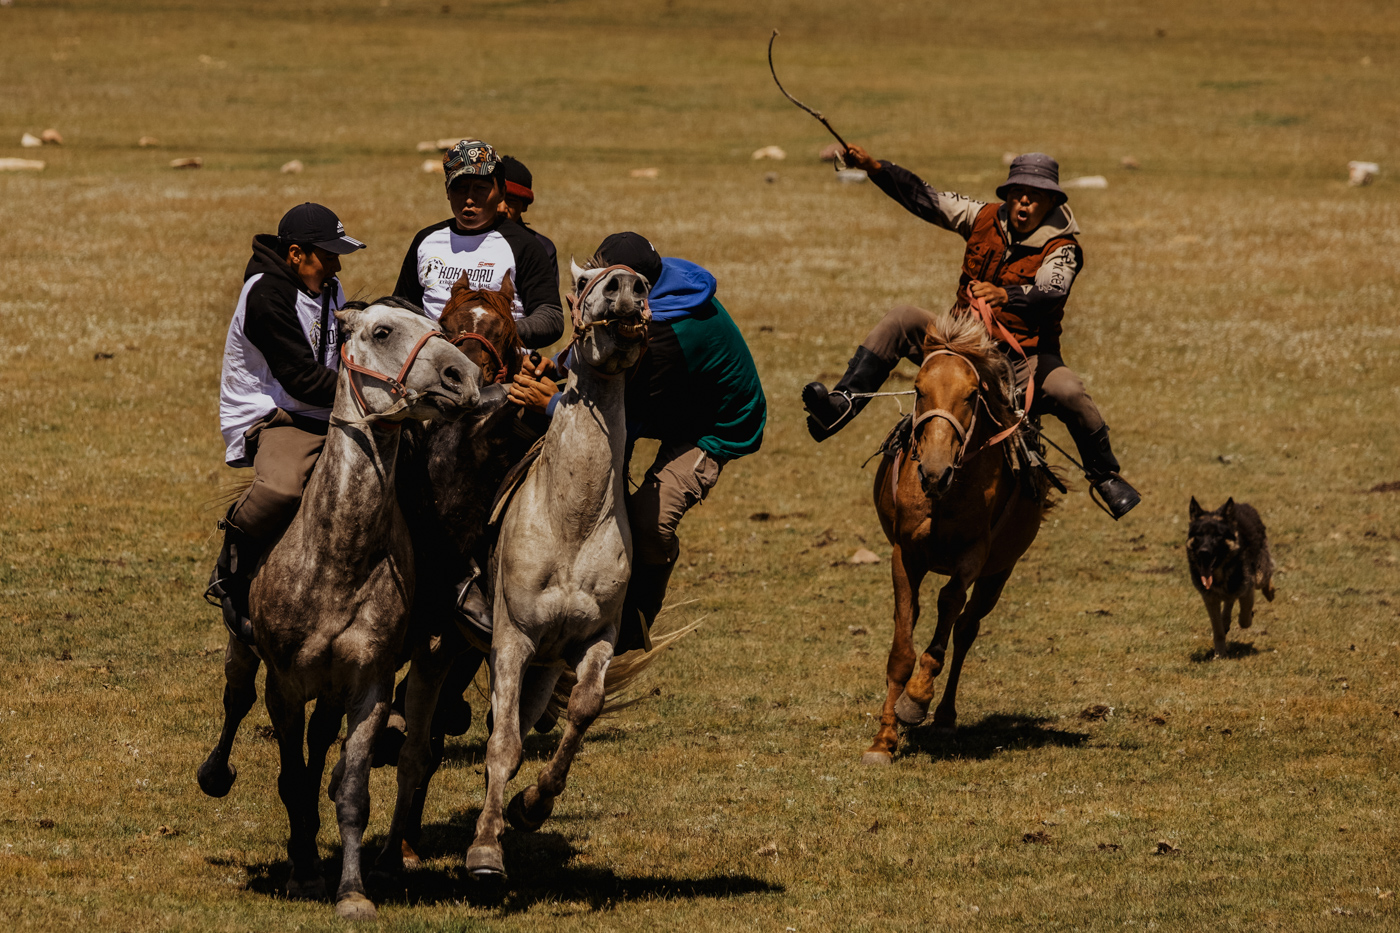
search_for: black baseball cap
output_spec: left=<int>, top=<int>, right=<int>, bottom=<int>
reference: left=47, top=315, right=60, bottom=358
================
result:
left=277, top=202, right=366, bottom=254
left=500, top=155, right=534, bottom=204
left=593, top=231, right=662, bottom=285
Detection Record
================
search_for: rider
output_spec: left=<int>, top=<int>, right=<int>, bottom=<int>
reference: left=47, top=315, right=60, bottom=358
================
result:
left=498, top=154, right=559, bottom=290
left=802, top=147, right=1141, bottom=519
left=207, top=202, right=366, bottom=642
left=509, top=232, right=767, bottom=650
left=394, top=139, right=563, bottom=348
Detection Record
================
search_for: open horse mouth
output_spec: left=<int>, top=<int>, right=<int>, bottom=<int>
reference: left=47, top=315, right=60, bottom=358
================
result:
left=610, top=318, right=647, bottom=340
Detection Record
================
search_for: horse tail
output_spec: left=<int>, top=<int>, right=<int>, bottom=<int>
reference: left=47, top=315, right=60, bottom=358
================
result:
left=546, top=615, right=707, bottom=719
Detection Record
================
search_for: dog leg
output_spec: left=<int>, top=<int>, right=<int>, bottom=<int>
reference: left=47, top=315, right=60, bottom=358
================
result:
left=1238, top=588, right=1255, bottom=630
left=1203, top=593, right=1227, bottom=659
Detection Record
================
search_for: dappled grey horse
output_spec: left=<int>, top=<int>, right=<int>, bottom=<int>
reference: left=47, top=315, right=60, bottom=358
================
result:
left=195, top=298, right=479, bottom=920
left=463, top=261, right=650, bottom=879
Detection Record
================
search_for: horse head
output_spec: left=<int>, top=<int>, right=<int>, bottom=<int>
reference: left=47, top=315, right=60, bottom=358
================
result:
left=336, top=297, right=481, bottom=423
left=567, top=259, right=650, bottom=375
left=440, top=273, right=524, bottom=387
left=911, top=350, right=981, bottom=500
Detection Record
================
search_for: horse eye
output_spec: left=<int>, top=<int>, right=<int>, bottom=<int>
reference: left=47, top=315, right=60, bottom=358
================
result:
left=373, top=325, right=392, bottom=340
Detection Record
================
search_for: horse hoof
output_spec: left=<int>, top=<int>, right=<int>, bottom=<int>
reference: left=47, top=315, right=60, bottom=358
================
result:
left=861, top=750, right=893, bottom=766
left=401, top=839, right=422, bottom=871
left=334, top=892, right=377, bottom=921
left=465, top=845, right=506, bottom=880
left=286, top=875, right=327, bottom=901
left=196, top=759, right=237, bottom=798
left=894, top=692, right=928, bottom=727
left=506, top=791, right=553, bottom=833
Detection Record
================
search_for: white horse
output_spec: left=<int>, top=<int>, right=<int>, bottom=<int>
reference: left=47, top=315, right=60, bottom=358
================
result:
left=196, top=297, right=480, bottom=920
left=463, top=262, right=650, bottom=879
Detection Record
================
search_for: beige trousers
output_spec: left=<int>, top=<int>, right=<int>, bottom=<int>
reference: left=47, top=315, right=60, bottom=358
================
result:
left=627, top=441, right=724, bottom=565
left=227, top=409, right=328, bottom=540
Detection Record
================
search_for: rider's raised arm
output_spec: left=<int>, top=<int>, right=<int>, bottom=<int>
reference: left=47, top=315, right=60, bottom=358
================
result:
left=869, top=161, right=986, bottom=239
left=1002, top=242, right=1083, bottom=327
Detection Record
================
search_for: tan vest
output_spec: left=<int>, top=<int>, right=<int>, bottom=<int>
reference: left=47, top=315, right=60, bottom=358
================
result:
left=956, top=203, right=1078, bottom=353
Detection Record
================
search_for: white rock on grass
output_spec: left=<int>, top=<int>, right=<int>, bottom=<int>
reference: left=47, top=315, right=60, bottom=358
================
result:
left=848, top=547, right=881, bottom=564
left=280, top=159, right=304, bottom=174
left=629, top=167, right=659, bottom=178
left=836, top=169, right=868, bottom=184
left=138, top=136, right=159, bottom=147
left=21, top=133, right=42, bottom=148
left=421, top=159, right=443, bottom=174
left=0, top=158, right=45, bottom=172
left=1064, top=175, right=1109, bottom=189
left=1348, top=161, right=1379, bottom=186
left=41, top=129, right=63, bottom=145
left=751, top=145, right=786, bottom=161
left=1120, top=156, right=1141, bottom=170
left=169, top=157, right=202, bottom=169
left=1002, top=151, right=1019, bottom=166
left=416, top=140, right=437, bottom=152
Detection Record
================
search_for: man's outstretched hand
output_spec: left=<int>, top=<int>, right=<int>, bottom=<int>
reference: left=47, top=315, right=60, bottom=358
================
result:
left=843, top=144, right=882, bottom=175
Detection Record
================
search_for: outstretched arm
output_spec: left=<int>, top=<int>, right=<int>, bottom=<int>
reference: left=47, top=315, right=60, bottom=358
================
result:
left=849, top=144, right=985, bottom=238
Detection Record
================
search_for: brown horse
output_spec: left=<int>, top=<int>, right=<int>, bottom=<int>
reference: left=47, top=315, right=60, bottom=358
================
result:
left=863, top=311, right=1055, bottom=765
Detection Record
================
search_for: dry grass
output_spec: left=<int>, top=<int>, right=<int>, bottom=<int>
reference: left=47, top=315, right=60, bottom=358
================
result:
left=2, top=0, right=1399, bottom=930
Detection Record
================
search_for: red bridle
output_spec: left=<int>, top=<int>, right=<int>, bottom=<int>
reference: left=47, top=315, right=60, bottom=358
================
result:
left=339, top=329, right=450, bottom=422
left=450, top=330, right=509, bottom=384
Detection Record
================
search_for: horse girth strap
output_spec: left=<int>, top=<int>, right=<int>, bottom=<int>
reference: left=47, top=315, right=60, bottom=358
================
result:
left=339, top=330, right=449, bottom=415
left=450, top=330, right=508, bottom=385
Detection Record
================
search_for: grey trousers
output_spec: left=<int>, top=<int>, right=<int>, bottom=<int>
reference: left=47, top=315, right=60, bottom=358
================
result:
left=627, top=441, right=724, bottom=565
left=860, top=304, right=1106, bottom=434
left=227, top=409, right=328, bottom=540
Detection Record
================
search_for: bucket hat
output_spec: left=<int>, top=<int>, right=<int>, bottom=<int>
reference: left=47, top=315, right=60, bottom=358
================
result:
left=995, top=153, right=1067, bottom=205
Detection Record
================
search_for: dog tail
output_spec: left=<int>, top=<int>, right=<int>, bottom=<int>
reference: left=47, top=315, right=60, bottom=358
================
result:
left=1259, top=543, right=1277, bottom=602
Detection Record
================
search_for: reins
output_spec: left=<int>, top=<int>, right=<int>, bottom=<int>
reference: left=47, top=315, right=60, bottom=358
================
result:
left=333, top=329, right=450, bottom=430
left=450, top=330, right=509, bottom=384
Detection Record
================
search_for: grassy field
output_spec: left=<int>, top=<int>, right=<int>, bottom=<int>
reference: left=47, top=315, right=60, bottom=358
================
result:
left=3, top=0, right=1399, bottom=929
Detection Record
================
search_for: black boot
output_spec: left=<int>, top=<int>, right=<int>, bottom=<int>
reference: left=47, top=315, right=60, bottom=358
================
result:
left=1073, top=425, right=1141, bottom=520
left=204, top=520, right=261, bottom=645
left=802, top=347, right=891, bottom=442
left=616, top=559, right=677, bottom=653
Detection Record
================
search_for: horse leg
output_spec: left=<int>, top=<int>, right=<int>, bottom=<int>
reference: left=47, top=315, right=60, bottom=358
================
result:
left=518, top=663, right=566, bottom=737
left=931, top=568, right=1012, bottom=733
left=376, top=638, right=454, bottom=875
left=1202, top=592, right=1227, bottom=658
left=329, top=676, right=391, bottom=921
left=196, top=634, right=260, bottom=798
left=264, top=677, right=324, bottom=901
left=403, top=648, right=483, bottom=859
left=466, top=631, right=532, bottom=879
left=897, top=567, right=974, bottom=727
left=303, top=696, right=342, bottom=853
left=864, top=545, right=924, bottom=765
left=507, top=635, right=613, bottom=833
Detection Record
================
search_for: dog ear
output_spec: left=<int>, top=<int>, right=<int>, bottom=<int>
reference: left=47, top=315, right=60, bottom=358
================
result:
left=1189, top=496, right=1202, bottom=519
left=1221, top=497, right=1236, bottom=521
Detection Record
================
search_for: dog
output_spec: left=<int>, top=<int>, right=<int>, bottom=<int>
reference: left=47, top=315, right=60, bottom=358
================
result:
left=1186, top=497, right=1276, bottom=658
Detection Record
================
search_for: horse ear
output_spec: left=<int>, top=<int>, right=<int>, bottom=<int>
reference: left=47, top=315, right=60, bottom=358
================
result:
left=569, top=257, right=586, bottom=288
left=1188, top=496, right=1202, bottom=519
left=335, top=305, right=360, bottom=328
left=498, top=271, right=515, bottom=305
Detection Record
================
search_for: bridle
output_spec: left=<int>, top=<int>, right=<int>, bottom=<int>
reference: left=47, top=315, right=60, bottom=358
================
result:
left=563, top=263, right=651, bottom=376
left=906, top=350, right=981, bottom=468
left=337, top=329, right=450, bottom=427
left=450, top=330, right=509, bottom=385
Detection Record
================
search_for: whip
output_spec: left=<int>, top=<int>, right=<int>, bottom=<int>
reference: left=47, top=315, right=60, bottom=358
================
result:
left=767, top=30, right=850, bottom=168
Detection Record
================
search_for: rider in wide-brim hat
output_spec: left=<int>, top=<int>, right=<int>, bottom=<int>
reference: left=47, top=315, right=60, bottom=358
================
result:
left=801, top=148, right=1140, bottom=519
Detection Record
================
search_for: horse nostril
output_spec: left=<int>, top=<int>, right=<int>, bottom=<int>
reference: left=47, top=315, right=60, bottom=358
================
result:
left=440, top=364, right=465, bottom=389
left=936, top=467, right=955, bottom=492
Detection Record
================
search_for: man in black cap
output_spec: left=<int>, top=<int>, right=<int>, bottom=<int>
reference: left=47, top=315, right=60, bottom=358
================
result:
left=206, top=202, right=365, bottom=642
left=498, top=154, right=559, bottom=289
left=394, top=139, right=563, bottom=348
left=801, top=145, right=1140, bottom=518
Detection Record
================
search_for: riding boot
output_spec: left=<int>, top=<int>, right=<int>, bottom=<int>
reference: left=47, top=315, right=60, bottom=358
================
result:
left=1071, top=424, right=1141, bottom=520
left=203, top=518, right=262, bottom=646
left=616, top=558, right=677, bottom=653
left=802, top=347, right=891, bottom=442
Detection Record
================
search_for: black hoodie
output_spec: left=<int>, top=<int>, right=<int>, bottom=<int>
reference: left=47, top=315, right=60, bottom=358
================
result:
left=242, top=234, right=339, bottom=408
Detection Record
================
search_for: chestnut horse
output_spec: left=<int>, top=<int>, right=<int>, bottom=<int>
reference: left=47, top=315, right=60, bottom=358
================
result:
left=863, top=311, right=1055, bottom=765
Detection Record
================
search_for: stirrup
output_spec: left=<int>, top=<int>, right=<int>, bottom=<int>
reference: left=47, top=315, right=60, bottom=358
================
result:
left=455, top=560, right=493, bottom=638
left=802, top=384, right=855, bottom=441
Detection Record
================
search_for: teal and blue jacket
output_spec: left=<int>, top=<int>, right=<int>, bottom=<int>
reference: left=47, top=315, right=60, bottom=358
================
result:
left=555, top=258, right=766, bottom=461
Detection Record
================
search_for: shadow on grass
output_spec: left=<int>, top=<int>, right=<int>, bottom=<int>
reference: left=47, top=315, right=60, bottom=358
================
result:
left=240, top=823, right=780, bottom=913
left=902, top=712, right=1089, bottom=762
left=1188, top=641, right=1259, bottom=663
left=439, top=724, right=629, bottom=767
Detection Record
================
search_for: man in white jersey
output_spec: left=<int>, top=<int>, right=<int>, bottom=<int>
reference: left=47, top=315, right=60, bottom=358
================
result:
left=206, top=202, right=365, bottom=643
left=393, top=139, right=563, bottom=348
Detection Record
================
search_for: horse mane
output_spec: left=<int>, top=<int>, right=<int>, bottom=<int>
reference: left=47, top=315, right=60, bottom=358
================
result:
left=439, top=275, right=523, bottom=380
left=921, top=310, right=1017, bottom=427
